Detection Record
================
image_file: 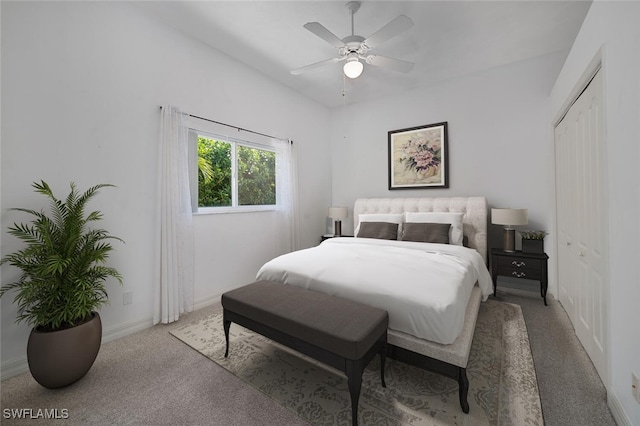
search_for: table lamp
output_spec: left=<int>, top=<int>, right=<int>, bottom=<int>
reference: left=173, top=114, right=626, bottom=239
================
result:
left=329, top=207, right=348, bottom=237
left=491, top=208, right=528, bottom=252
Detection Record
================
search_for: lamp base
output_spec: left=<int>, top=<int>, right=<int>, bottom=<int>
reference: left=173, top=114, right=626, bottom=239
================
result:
left=334, top=220, right=342, bottom=237
left=503, top=228, right=516, bottom=252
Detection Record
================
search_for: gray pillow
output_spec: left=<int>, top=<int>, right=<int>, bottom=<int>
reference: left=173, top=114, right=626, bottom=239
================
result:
left=357, top=221, right=399, bottom=240
left=401, top=222, right=450, bottom=244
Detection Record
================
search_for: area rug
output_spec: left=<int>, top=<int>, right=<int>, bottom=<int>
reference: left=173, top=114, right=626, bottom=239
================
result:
left=170, top=299, right=542, bottom=425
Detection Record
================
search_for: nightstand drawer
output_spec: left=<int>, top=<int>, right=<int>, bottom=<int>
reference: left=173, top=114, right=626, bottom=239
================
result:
left=498, top=266, right=542, bottom=280
left=498, top=256, right=542, bottom=271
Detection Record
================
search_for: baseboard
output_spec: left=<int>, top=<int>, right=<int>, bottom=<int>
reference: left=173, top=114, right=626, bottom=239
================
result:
left=496, top=286, right=541, bottom=299
left=1, top=356, right=29, bottom=381
left=1, top=298, right=219, bottom=382
left=102, top=315, right=154, bottom=344
left=608, top=388, right=632, bottom=426
left=1, top=315, right=154, bottom=382
left=193, top=292, right=223, bottom=311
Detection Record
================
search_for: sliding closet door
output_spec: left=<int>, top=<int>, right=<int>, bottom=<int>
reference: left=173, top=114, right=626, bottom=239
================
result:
left=555, top=69, right=608, bottom=385
left=555, top=115, right=576, bottom=318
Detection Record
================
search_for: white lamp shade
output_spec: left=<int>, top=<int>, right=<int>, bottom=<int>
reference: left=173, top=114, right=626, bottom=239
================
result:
left=491, top=208, right=528, bottom=226
left=329, top=207, right=348, bottom=220
left=343, top=59, right=363, bottom=79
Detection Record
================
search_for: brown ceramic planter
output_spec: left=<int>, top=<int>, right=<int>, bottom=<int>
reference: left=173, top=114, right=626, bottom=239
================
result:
left=27, top=312, right=102, bottom=389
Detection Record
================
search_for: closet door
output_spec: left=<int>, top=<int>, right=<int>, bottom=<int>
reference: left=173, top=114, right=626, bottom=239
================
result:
left=555, top=115, right=576, bottom=319
left=554, top=69, right=608, bottom=384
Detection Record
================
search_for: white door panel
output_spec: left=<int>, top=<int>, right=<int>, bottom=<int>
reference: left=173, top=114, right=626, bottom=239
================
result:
left=554, top=69, right=608, bottom=385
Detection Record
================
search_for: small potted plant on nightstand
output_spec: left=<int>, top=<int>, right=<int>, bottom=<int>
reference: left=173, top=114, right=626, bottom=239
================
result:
left=520, top=230, right=548, bottom=253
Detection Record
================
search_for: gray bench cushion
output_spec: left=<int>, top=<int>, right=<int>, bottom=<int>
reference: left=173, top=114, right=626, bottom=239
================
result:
left=222, top=281, right=388, bottom=360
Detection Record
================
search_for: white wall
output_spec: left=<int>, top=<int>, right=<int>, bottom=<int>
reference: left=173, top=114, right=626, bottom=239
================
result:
left=550, top=2, right=640, bottom=424
left=329, top=52, right=565, bottom=290
left=1, top=1, right=331, bottom=377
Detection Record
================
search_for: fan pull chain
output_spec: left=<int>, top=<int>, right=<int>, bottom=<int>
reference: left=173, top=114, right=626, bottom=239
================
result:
left=342, top=72, right=347, bottom=98
left=342, top=72, right=348, bottom=141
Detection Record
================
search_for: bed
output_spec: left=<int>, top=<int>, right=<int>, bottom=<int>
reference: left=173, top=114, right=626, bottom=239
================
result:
left=256, top=197, right=492, bottom=413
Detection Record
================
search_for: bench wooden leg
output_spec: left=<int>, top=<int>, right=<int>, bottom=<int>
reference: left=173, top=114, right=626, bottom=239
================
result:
left=457, top=367, right=470, bottom=414
left=223, top=318, right=231, bottom=358
left=380, top=342, right=387, bottom=388
left=345, top=360, right=363, bottom=426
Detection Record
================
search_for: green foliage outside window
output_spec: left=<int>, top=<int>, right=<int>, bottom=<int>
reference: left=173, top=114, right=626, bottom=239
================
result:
left=197, top=136, right=276, bottom=208
left=237, top=146, right=276, bottom=205
left=198, top=137, right=232, bottom=207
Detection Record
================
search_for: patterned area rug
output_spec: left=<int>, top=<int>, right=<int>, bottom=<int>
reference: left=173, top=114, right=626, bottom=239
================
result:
left=171, top=299, right=542, bottom=425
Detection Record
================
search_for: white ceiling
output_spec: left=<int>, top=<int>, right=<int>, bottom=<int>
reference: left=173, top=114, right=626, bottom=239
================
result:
left=135, top=1, right=592, bottom=109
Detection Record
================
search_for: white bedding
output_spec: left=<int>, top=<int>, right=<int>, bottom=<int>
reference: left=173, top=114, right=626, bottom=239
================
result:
left=256, top=237, right=493, bottom=345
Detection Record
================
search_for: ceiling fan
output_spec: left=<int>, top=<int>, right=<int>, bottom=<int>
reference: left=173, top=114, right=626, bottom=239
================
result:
left=291, top=1, right=414, bottom=79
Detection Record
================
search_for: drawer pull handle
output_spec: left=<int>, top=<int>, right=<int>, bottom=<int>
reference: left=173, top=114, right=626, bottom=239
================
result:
left=511, top=261, right=526, bottom=267
left=512, top=271, right=527, bottom=278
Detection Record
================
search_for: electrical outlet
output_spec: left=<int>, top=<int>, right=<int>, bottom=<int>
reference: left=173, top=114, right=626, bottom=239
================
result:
left=123, top=291, right=133, bottom=306
left=633, top=373, right=640, bottom=404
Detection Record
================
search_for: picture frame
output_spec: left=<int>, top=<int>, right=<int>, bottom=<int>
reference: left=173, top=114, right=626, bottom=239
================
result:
left=388, top=121, right=448, bottom=190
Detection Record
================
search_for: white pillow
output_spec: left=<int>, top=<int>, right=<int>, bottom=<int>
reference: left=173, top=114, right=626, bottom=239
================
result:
left=355, top=213, right=404, bottom=239
left=404, top=212, right=465, bottom=246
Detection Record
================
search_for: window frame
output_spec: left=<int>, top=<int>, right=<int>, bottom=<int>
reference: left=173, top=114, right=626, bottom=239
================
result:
left=190, top=129, right=277, bottom=215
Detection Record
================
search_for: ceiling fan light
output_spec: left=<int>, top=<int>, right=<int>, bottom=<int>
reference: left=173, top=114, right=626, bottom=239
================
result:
left=343, top=58, right=363, bottom=79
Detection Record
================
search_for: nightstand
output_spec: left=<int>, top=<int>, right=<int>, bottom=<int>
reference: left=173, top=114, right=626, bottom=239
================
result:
left=491, top=248, right=549, bottom=305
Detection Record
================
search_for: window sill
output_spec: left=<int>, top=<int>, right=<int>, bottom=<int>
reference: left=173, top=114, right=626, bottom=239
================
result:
left=194, top=206, right=277, bottom=216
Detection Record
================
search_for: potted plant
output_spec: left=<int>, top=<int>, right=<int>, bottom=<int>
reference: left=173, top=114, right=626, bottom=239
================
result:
left=0, top=181, right=123, bottom=388
left=520, top=230, right=548, bottom=253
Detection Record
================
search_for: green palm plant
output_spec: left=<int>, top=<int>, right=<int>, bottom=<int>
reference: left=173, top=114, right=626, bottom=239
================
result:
left=198, top=156, right=214, bottom=184
left=0, top=181, right=123, bottom=332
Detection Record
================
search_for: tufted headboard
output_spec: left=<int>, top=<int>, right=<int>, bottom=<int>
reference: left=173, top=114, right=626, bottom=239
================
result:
left=353, top=197, right=488, bottom=264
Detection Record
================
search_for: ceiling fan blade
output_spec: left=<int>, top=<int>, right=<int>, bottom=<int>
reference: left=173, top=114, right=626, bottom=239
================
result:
left=365, top=54, right=414, bottom=73
left=291, top=57, right=341, bottom=75
left=303, top=22, right=346, bottom=49
left=364, top=15, right=413, bottom=48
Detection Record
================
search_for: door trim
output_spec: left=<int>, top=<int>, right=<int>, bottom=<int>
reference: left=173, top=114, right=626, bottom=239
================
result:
left=552, top=46, right=604, bottom=127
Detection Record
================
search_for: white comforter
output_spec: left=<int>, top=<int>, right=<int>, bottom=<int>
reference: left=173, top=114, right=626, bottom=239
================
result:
left=256, top=237, right=493, bottom=345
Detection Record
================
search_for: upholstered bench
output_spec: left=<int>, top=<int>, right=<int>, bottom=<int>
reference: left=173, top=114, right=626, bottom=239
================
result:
left=221, top=280, right=388, bottom=426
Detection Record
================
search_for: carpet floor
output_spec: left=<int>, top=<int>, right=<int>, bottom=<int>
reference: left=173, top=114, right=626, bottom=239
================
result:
left=170, top=299, right=541, bottom=425
left=0, top=293, right=616, bottom=425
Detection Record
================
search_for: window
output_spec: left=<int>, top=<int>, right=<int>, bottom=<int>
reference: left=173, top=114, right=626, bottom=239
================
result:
left=192, top=130, right=276, bottom=211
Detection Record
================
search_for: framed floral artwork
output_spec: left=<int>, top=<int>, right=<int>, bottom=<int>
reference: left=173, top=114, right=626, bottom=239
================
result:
left=388, top=122, right=448, bottom=189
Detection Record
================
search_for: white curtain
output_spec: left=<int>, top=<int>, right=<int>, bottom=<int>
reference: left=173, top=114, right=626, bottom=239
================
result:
left=155, top=105, right=195, bottom=324
left=275, top=139, right=300, bottom=253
